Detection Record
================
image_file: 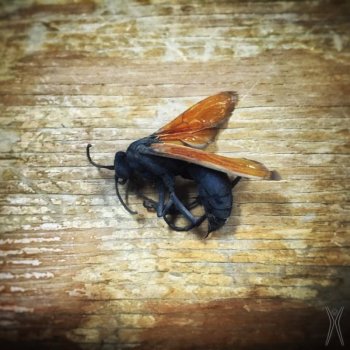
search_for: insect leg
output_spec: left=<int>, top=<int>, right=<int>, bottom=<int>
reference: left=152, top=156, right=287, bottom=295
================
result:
left=130, top=170, right=162, bottom=211
left=155, top=180, right=199, bottom=217
left=155, top=181, right=166, bottom=217
left=187, top=196, right=202, bottom=210
left=161, top=195, right=201, bottom=215
left=135, top=187, right=158, bottom=211
left=134, top=180, right=169, bottom=216
left=161, top=173, right=208, bottom=228
left=231, top=176, right=242, bottom=188
left=164, top=213, right=206, bottom=231
left=161, top=193, right=206, bottom=231
left=163, top=192, right=204, bottom=226
left=143, top=198, right=158, bottom=211
left=165, top=177, right=240, bottom=233
left=115, top=176, right=137, bottom=215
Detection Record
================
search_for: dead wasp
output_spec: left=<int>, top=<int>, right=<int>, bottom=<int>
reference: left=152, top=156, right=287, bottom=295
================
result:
left=87, top=92, right=271, bottom=236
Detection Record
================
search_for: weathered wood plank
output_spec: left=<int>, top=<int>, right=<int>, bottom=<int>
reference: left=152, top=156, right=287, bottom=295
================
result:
left=1, top=0, right=350, bottom=349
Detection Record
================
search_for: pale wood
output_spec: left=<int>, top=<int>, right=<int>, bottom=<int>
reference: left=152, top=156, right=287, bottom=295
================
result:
left=0, top=0, right=349, bottom=349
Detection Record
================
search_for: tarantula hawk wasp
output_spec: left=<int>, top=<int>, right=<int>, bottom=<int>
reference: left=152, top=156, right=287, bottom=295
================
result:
left=87, top=92, right=271, bottom=237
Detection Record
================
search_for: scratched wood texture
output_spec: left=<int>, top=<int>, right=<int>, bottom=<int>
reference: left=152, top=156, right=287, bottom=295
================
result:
left=0, top=0, right=349, bottom=349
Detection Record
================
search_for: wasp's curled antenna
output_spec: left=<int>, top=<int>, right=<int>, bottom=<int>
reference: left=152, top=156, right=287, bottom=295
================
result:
left=87, top=144, right=137, bottom=214
left=86, top=144, right=114, bottom=170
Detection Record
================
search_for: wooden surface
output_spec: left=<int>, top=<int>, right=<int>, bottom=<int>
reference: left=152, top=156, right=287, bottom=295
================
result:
left=0, top=0, right=349, bottom=349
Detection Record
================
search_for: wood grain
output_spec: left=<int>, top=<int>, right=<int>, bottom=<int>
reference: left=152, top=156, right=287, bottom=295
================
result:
left=0, top=0, right=349, bottom=349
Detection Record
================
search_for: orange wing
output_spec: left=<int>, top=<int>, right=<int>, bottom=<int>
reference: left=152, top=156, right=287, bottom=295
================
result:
left=154, top=91, right=238, bottom=148
left=150, top=143, right=271, bottom=179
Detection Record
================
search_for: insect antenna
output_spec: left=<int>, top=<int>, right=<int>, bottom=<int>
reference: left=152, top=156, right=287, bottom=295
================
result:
left=115, top=177, right=138, bottom=215
left=86, top=144, right=114, bottom=170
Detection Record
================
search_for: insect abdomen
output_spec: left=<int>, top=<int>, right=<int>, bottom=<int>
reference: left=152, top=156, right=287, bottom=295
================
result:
left=187, top=165, right=233, bottom=233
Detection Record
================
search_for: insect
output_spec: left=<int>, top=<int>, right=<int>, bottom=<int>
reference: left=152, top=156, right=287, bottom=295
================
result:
left=87, top=92, right=271, bottom=237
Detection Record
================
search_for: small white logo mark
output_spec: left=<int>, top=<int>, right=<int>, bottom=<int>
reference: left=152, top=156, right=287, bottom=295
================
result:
left=325, top=306, right=344, bottom=346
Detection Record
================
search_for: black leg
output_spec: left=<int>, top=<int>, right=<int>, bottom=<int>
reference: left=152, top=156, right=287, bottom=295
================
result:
left=143, top=198, right=158, bottom=211
left=164, top=213, right=206, bottom=231
left=159, top=174, right=205, bottom=228
left=162, top=195, right=206, bottom=231
left=161, top=177, right=241, bottom=233
left=134, top=170, right=206, bottom=231
left=137, top=181, right=168, bottom=217
left=160, top=192, right=205, bottom=230
left=156, top=181, right=166, bottom=217
left=135, top=186, right=158, bottom=211
left=187, top=196, right=201, bottom=210
left=231, top=176, right=242, bottom=188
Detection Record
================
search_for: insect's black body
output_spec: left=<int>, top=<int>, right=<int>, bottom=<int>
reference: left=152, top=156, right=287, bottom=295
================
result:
left=87, top=135, right=238, bottom=235
left=126, top=136, right=186, bottom=186
left=126, top=136, right=236, bottom=233
left=185, top=164, right=234, bottom=232
left=120, top=135, right=236, bottom=233
left=86, top=91, right=270, bottom=236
